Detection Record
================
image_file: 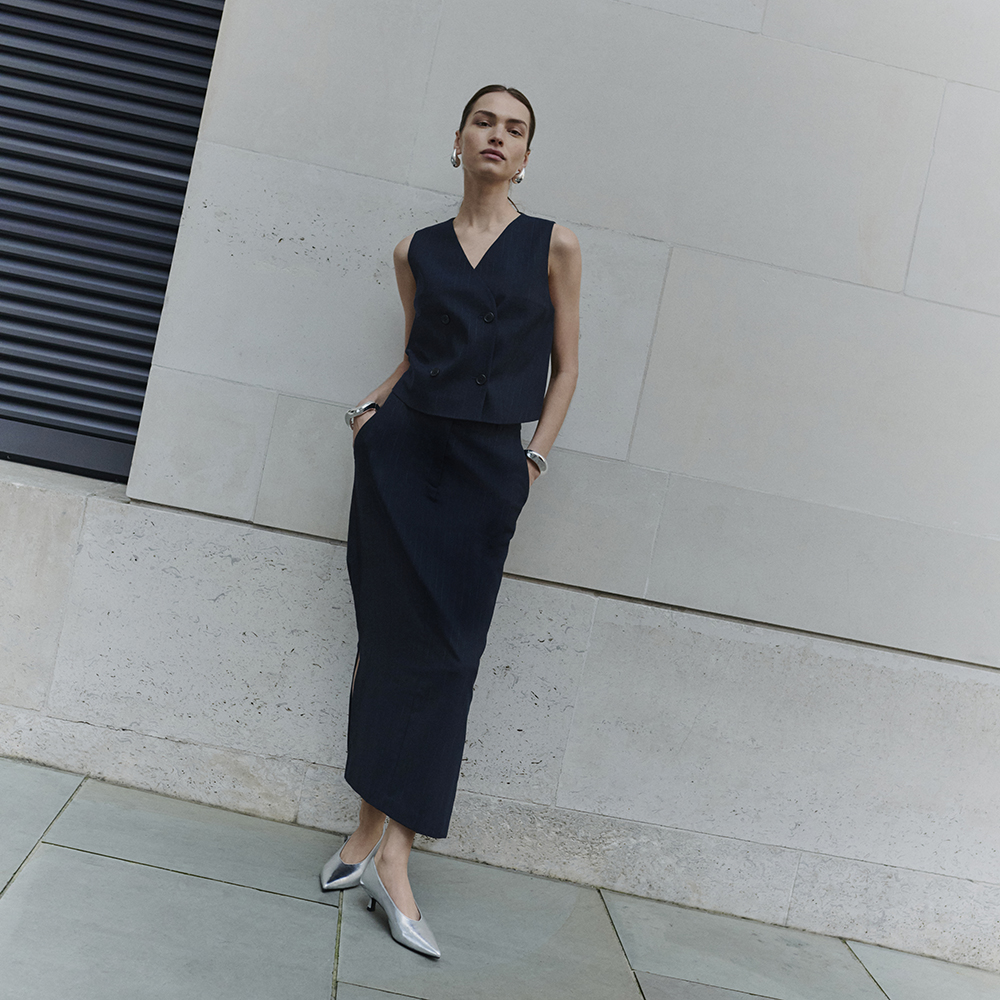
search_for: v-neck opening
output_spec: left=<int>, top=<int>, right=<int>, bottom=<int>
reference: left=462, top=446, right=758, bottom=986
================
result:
left=452, top=213, right=523, bottom=271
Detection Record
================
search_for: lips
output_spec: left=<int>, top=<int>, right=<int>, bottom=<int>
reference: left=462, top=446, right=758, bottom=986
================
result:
left=481, top=149, right=505, bottom=161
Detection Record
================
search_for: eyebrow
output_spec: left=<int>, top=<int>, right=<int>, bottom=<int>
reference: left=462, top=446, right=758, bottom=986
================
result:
left=471, top=109, right=528, bottom=129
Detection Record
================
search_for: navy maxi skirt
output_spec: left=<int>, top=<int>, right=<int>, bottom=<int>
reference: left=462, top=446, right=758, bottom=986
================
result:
left=344, top=392, right=530, bottom=838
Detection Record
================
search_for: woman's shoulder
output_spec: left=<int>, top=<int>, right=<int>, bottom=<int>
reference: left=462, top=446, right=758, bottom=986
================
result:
left=548, top=222, right=581, bottom=264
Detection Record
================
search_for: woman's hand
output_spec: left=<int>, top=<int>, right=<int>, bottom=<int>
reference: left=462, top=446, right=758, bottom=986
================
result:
left=352, top=407, right=378, bottom=441
left=527, top=458, right=541, bottom=485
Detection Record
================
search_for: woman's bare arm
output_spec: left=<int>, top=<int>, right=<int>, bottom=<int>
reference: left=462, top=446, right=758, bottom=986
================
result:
left=351, top=235, right=415, bottom=436
left=526, top=224, right=581, bottom=480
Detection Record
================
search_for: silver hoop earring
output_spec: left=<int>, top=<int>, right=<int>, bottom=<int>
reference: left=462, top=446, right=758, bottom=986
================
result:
left=512, top=167, right=525, bottom=184
left=450, top=149, right=461, bottom=168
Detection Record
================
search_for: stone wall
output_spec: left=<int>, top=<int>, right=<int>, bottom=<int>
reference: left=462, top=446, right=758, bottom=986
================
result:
left=5, top=0, right=1000, bottom=971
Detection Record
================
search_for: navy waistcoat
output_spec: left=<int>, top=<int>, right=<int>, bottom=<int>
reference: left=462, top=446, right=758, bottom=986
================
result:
left=393, top=213, right=555, bottom=424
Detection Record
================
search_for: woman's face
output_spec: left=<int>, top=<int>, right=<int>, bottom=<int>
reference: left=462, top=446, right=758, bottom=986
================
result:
left=455, top=91, right=531, bottom=181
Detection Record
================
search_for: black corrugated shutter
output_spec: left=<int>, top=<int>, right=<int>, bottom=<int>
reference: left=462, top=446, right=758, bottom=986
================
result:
left=0, top=0, right=225, bottom=481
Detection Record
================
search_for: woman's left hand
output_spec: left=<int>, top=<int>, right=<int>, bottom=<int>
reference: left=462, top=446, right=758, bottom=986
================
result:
left=527, top=459, right=541, bottom=485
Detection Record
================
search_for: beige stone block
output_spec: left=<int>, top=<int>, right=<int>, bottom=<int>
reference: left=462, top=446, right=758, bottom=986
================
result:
left=431, top=791, right=801, bottom=926
left=0, top=479, right=84, bottom=709
left=461, top=579, right=596, bottom=805
left=127, top=367, right=277, bottom=520
left=48, top=498, right=356, bottom=765
left=646, top=474, right=1000, bottom=666
left=414, top=0, right=941, bottom=287
left=152, top=142, right=453, bottom=404
left=789, top=854, right=1000, bottom=973
left=907, top=84, right=1000, bottom=316
left=764, top=0, right=1000, bottom=90
left=200, top=0, right=442, bottom=183
left=296, top=763, right=358, bottom=833
left=506, top=450, right=668, bottom=598
left=557, top=226, right=669, bottom=460
left=619, top=0, right=765, bottom=31
left=0, top=705, right=304, bottom=822
left=255, top=395, right=354, bottom=541
left=557, top=597, right=1000, bottom=880
left=630, top=248, right=1000, bottom=537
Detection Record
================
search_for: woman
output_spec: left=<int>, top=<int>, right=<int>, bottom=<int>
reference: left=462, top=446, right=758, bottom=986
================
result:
left=319, top=85, right=581, bottom=958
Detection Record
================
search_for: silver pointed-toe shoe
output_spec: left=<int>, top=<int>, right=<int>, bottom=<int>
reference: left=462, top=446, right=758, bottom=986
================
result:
left=319, top=833, right=382, bottom=892
left=360, top=859, right=441, bottom=959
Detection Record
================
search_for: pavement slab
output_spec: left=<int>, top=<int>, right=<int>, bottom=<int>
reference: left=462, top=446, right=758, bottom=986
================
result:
left=337, top=851, right=642, bottom=1000
left=637, top=971, right=779, bottom=999
left=43, top=778, right=341, bottom=904
left=0, top=844, right=337, bottom=1000
left=848, top=941, right=1000, bottom=1000
left=602, top=891, right=886, bottom=1000
left=0, top=757, right=81, bottom=889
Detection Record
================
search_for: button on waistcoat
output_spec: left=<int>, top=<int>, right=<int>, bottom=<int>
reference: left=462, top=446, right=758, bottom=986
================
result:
left=393, top=214, right=555, bottom=424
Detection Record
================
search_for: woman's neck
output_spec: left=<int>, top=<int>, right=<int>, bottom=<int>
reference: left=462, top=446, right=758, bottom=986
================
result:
left=455, top=177, right=520, bottom=231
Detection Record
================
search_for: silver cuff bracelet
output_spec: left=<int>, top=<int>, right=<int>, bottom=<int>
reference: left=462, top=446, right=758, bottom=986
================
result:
left=525, top=449, right=548, bottom=475
left=345, top=401, right=379, bottom=428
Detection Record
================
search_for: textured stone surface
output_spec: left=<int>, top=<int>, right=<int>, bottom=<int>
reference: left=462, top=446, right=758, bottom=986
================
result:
left=631, top=247, right=1000, bottom=535
left=415, top=0, right=942, bottom=288
left=461, top=579, right=595, bottom=804
left=296, top=763, right=358, bottom=833
left=506, top=450, right=668, bottom=598
left=0, top=478, right=85, bottom=709
left=0, top=706, right=304, bottom=822
left=907, top=84, right=1000, bottom=317
left=427, top=790, right=801, bottom=927
left=554, top=225, right=670, bottom=460
left=646, top=473, right=1000, bottom=667
left=48, top=497, right=355, bottom=764
left=200, top=0, right=443, bottom=184
left=620, top=0, right=766, bottom=32
left=790, top=854, right=1000, bottom=973
left=254, top=394, right=355, bottom=541
left=557, top=597, right=1000, bottom=881
left=127, top=366, right=277, bottom=519
left=152, top=142, right=453, bottom=405
left=764, top=0, right=1000, bottom=90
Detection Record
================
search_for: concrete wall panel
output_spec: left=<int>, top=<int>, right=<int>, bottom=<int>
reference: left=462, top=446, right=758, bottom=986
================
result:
left=616, top=0, right=765, bottom=32
left=0, top=705, right=304, bottom=822
left=150, top=141, right=454, bottom=405
left=461, top=580, right=596, bottom=805
left=128, top=367, right=277, bottom=520
left=789, top=855, right=1000, bottom=973
left=556, top=228, right=669, bottom=460
left=764, top=0, right=1000, bottom=91
left=506, top=450, right=669, bottom=599
left=47, top=499, right=356, bottom=765
left=647, top=474, right=1000, bottom=667
left=255, top=395, right=354, bottom=541
left=0, top=465, right=119, bottom=710
left=557, top=597, right=1000, bottom=882
left=414, top=0, right=941, bottom=287
left=907, top=84, right=1000, bottom=316
left=630, top=248, right=1000, bottom=537
left=200, top=0, right=443, bottom=183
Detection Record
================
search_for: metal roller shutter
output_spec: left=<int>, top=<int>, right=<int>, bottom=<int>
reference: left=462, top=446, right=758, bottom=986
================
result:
left=0, top=0, right=225, bottom=481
